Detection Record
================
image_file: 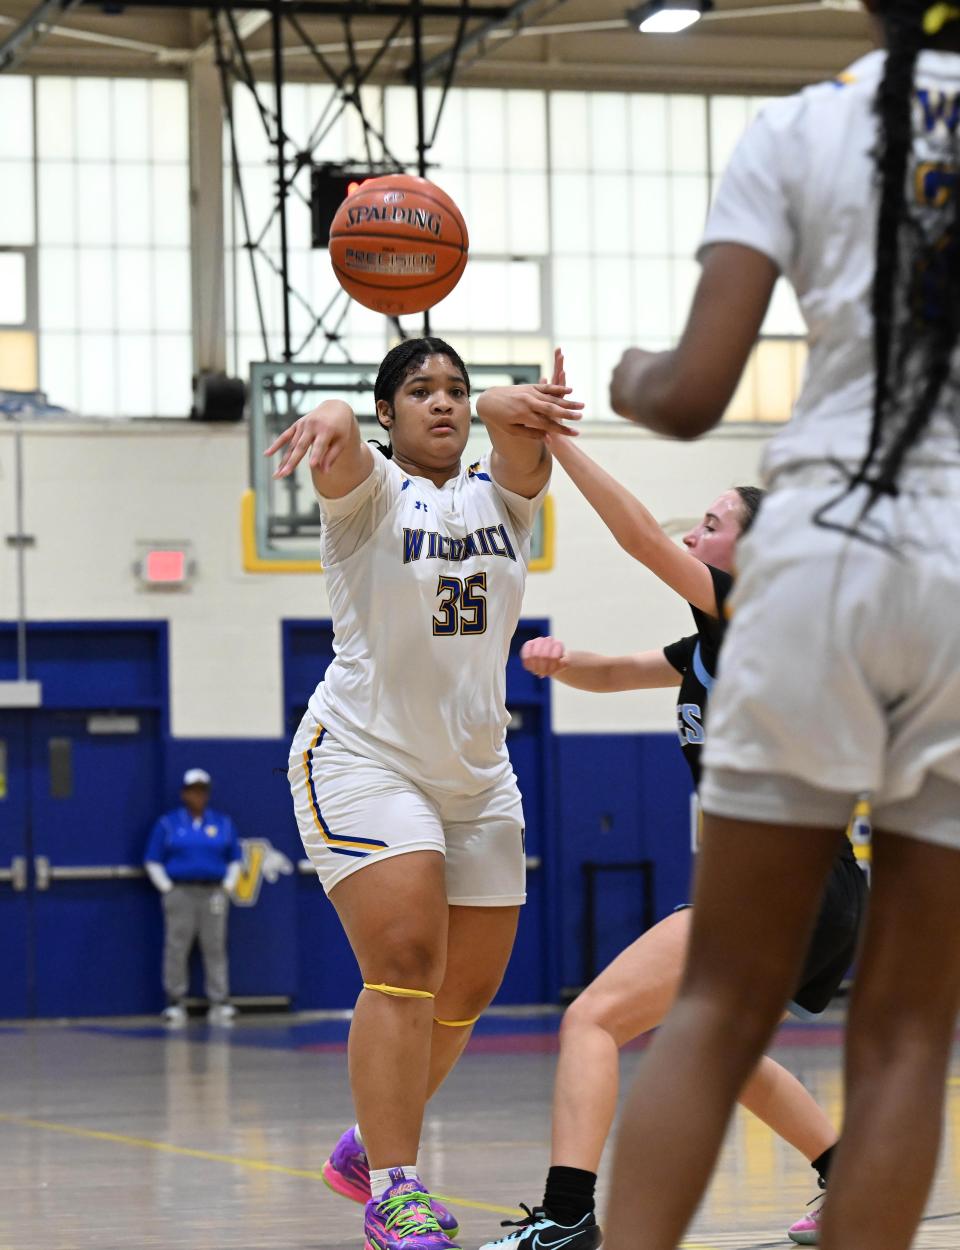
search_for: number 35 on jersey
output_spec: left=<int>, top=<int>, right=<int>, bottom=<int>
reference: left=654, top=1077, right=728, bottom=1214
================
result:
left=433, top=573, right=487, bottom=636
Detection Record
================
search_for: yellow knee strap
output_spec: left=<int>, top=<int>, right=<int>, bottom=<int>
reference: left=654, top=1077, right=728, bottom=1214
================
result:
left=363, top=982, right=435, bottom=1001
left=434, top=1014, right=481, bottom=1028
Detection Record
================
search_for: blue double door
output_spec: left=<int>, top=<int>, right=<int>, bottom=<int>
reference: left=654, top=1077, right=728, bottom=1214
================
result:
left=0, top=707, right=164, bottom=1017
left=0, top=623, right=168, bottom=1019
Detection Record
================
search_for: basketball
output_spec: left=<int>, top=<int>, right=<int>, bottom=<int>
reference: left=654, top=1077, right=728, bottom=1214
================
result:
left=329, top=174, right=469, bottom=317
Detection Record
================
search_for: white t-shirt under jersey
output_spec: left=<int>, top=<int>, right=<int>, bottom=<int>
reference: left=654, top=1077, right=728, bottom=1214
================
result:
left=308, top=451, right=546, bottom=797
left=701, top=49, right=960, bottom=479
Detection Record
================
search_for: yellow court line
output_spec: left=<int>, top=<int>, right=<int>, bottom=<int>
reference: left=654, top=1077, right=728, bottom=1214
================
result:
left=0, top=1113, right=522, bottom=1218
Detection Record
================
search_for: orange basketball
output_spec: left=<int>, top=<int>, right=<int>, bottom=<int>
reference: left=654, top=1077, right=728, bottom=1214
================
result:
left=329, top=174, right=469, bottom=317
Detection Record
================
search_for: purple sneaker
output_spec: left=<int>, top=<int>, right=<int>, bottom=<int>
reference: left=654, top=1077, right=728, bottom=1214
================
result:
left=322, top=1127, right=459, bottom=1236
left=364, top=1175, right=460, bottom=1250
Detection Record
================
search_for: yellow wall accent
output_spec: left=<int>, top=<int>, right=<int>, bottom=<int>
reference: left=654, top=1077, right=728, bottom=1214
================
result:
left=240, top=489, right=323, bottom=574
left=530, top=493, right=555, bottom=573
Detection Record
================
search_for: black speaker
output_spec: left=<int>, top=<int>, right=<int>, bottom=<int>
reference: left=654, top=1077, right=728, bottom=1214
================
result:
left=311, top=166, right=378, bottom=248
left=190, top=372, right=246, bottom=422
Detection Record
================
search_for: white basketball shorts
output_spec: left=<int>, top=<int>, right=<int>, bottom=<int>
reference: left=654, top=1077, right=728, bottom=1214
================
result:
left=288, top=712, right=526, bottom=903
left=700, top=474, right=960, bottom=849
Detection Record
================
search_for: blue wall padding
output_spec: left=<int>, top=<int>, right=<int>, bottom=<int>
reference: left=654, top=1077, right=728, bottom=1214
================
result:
left=0, top=621, right=168, bottom=712
left=554, top=734, right=694, bottom=992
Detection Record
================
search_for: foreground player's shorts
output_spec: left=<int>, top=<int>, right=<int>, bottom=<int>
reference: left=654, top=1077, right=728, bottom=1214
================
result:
left=701, top=469, right=960, bottom=850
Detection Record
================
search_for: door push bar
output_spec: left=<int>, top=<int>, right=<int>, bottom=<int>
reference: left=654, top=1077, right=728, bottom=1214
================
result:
left=0, top=857, right=27, bottom=892
left=33, top=858, right=147, bottom=891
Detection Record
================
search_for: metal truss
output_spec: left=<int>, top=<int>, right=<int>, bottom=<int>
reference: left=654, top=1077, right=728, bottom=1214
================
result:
left=213, top=0, right=521, bottom=367
left=0, top=0, right=82, bottom=73
left=420, top=0, right=570, bottom=82
left=0, top=0, right=566, bottom=367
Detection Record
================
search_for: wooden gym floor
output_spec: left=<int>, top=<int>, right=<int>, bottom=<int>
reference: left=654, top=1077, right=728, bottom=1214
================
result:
left=1, top=1010, right=959, bottom=1249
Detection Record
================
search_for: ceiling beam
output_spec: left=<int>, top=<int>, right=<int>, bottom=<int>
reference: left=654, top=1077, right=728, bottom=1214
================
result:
left=0, top=0, right=82, bottom=71
left=418, top=0, right=566, bottom=80
left=75, top=0, right=510, bottom=14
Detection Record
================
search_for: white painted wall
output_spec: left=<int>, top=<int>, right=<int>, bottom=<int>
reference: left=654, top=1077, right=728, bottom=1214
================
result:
left=0, top=420, right=773, bottom=739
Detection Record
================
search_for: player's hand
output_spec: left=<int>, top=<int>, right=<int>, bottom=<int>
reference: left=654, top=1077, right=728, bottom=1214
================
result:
left=610, top=347, right=657, bottom=421
left=264, top=400, right=356, bottom=478
left=537, top=346, right=567, bottom=392
left=477, top=379, right=583, bottom=442
left=520, top=636, right=569, bottom=678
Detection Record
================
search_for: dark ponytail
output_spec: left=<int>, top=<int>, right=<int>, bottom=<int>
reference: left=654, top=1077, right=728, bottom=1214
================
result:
left=369, top=337, right=471, bottom=459
left=734, top=485, right=766, bottom=535
left=839, top=3, right=960, bottom=522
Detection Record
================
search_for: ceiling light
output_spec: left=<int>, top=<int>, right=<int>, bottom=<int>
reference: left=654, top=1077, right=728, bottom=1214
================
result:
left=627, top=0, right=714, bottom=33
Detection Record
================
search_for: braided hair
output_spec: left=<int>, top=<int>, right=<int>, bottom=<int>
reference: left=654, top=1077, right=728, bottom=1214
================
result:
left=847, top=2, right=960, bottom=512
left=370, top=337, right=471, bottom=459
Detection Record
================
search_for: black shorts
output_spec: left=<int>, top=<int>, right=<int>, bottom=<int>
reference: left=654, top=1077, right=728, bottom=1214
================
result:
left=790, top=846, right=868, bottom=1017
left=673, top=844, right=868, bottom=1018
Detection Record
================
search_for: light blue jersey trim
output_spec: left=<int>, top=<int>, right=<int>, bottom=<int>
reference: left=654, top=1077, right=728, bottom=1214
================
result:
left=692, top=641, right=715, bottom=692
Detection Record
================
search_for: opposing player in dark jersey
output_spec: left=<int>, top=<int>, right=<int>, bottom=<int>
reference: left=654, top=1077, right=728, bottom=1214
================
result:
left=478, top=432, right=866, bottom=1250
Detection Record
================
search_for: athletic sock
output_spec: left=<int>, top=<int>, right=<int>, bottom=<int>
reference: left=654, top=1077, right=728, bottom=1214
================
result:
left=370, top=1165, right=419, bottom=1201
left=542, top=1165, right=597, bottom=1226
left=354, top=1123, right=363, bottom=1146
left=812, top=1145, right=834, bottom=1187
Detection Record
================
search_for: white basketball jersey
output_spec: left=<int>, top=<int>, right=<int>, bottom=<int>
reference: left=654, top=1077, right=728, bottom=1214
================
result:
left=307, top=451, right=546, bottom=796
left=700, top=49, right=960, bottom=479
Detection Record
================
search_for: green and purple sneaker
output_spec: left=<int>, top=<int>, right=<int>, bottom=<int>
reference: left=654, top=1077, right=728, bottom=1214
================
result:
left=322, top=1127, right=459, bottom=1237
left=364, top=1173, right=460, bottom=1250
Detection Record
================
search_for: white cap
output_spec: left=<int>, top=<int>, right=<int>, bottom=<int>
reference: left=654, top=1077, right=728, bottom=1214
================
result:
left=182, top=768, right=211, bottom=788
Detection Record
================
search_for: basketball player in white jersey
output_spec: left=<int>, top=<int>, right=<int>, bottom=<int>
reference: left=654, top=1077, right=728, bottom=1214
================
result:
left=600, top=7, right=960, bottom=1250
left=266, top=339, right=580, bottom=1250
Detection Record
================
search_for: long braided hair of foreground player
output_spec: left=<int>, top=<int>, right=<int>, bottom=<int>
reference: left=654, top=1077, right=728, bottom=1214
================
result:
left=829, top=0, right=960, bottom=521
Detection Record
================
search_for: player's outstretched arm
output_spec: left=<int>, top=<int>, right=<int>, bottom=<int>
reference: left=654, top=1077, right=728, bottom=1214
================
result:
left=521, top=637, right=682, bottom=693
left=610, top=244, right=778, bottom=438
left=548, top=434, right=720, bottom=616
left=265, top=399, right=373, bottom=499
left=476, top=348, right=582, bottom=498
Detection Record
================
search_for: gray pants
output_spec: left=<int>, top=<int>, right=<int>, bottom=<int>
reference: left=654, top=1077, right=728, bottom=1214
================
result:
left=162, top=884, right=230, bottom=1005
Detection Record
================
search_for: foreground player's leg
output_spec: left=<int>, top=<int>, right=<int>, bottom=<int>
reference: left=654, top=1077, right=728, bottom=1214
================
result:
left=602, top=816, right=842, bottom=1250
left=817, top=826, right=960, bottom=1250
left=330, top=849, right=456, bottom=1249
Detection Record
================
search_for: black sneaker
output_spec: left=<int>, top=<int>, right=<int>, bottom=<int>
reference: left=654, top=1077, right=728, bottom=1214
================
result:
left=479, top=1204, right=601, bottom=1250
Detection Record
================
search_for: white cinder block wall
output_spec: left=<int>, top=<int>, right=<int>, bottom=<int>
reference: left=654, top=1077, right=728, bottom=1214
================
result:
left=0, top=421, right=773, bottom=739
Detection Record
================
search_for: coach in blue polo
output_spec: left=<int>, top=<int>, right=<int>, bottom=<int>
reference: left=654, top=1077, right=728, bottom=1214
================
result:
left=144, top=768, right=243, bottom=1026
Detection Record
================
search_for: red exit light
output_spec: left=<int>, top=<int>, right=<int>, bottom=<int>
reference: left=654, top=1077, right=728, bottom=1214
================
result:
left=145, top=549, right=186, bottom=583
